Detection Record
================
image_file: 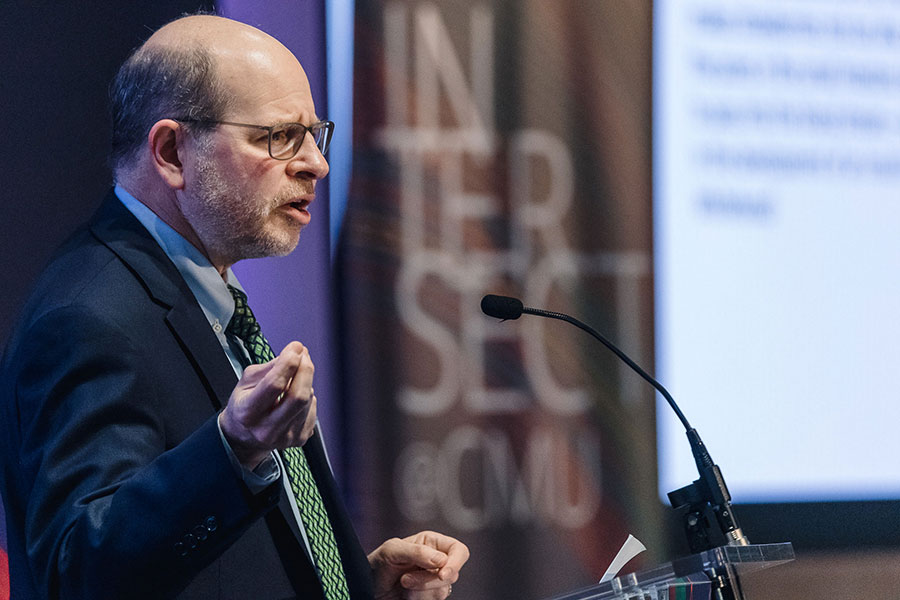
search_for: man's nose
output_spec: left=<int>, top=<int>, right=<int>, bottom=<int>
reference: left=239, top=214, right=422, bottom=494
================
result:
left=287, top=138, right=330, bottom=180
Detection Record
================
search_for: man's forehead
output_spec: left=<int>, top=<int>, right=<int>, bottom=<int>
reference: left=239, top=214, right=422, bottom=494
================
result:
left=219, top=53, right=315, bottom=120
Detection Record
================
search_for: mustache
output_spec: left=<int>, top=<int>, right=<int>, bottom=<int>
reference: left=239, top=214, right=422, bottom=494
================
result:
left=271, top=185, right=315, bottom=206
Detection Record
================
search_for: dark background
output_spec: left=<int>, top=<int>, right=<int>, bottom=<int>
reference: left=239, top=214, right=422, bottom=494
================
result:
left=0, top=3, right=212, bottom=343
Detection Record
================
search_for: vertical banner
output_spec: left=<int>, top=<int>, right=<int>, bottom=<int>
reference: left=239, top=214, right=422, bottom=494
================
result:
left=341, top=1, right=660, bottom=598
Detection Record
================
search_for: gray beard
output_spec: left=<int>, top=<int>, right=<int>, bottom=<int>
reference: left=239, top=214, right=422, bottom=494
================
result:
left=186, top=151, right=302, bottom=266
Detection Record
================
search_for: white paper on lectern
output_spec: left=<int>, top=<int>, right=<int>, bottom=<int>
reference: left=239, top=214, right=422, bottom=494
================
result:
left=599, top=534, right=646, bottom=584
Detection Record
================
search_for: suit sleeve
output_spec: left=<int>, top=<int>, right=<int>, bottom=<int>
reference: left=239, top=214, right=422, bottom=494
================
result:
left=11, top=305, right=281, bottom=599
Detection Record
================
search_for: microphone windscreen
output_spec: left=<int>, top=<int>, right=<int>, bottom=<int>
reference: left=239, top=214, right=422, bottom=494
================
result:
left=481, top=294, right=524, bottom=320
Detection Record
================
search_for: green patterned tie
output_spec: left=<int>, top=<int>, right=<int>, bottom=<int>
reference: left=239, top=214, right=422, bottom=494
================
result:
left=226, top=285, right=350, bottom=600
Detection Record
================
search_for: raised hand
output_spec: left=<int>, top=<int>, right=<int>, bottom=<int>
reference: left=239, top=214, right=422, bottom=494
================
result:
left=219, top=341, right=317, bottom=469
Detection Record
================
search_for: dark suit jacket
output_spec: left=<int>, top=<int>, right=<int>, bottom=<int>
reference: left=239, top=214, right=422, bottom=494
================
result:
left=0, top=192, right=374, bottom=599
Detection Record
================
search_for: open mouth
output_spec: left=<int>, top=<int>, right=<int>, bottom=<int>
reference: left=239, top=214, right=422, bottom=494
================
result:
left=282, top=200, right=311, bottom=223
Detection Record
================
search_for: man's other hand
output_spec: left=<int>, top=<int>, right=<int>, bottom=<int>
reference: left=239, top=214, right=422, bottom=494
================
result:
left=219, top=341, right=317, bottom=469
left=368, top=531, right=469, bottom=600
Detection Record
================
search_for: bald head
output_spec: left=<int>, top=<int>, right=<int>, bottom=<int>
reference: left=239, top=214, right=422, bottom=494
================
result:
left=110, top=14, right=308, bottom=177
left=145, top=14, right=269, bottom=48
left=145, top=15, right=304, bottom=80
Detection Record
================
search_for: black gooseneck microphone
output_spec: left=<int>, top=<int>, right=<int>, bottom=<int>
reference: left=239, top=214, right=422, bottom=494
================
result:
left=480, top=293, right=749, bottom=554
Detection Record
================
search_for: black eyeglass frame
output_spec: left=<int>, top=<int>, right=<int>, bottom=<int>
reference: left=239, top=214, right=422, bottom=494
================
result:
left=174, top=118, right=335, bottom=159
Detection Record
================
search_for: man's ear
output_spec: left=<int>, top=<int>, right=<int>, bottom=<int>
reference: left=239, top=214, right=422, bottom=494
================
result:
left=148, top=119, right=186, bottom=189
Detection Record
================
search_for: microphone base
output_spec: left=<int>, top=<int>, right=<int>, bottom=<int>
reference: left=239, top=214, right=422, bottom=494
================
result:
left=668, top=480, right=749, bottom=554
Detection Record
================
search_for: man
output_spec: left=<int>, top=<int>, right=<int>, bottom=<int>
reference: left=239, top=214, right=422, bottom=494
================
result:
left=0, top=14, right=467, bottom=600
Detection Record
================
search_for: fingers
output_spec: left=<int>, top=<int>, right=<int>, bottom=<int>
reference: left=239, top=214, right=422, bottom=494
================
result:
left=300, top=392, right=317, bottom=442
left=376, top=537, right=448, bottom=571
left=438, top=537, right=468, bottom=581
left=399, top=532, right=467, bottom=591
left=372, top=536, right=460, bottom=590
left=398, top=553, right=459, bottom=591
left=266, top=345, right=316, bottom=446
left=260, top=342, right=313, bottom=401
left=221, top=341, right=317, bottom=462
left=269, top=342, right=314, bottom=399
left=236, top=342, right=309, bottom=416
left=404, top=531, right=470, bottom=581
left=256, top=343, right=314, bottom=428
left=280, top=389, right=317, bottom=447
left=400, top=569, right=457, bottom=590
left=369, top=532, right=467, bottom=600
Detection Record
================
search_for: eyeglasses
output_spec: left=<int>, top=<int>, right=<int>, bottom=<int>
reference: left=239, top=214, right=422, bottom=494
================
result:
left=175, top=118, right=334, bottom=159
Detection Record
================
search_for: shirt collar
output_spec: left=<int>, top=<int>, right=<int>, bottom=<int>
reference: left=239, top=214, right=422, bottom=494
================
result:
left=113, top=184, right=242, bottom=331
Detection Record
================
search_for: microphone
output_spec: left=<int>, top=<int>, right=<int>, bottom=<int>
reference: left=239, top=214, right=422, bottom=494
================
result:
left=480, top=294, right=524, bottom=320
left=481, top=293, right=749, bottom=552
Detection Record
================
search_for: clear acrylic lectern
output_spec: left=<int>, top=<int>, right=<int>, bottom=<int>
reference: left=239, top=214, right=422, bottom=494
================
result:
left=545, top=542, right=794, bottom=600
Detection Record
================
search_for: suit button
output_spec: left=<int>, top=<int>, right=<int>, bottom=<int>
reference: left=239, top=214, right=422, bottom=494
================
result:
left=193, top=525, right=208, bottom=541
left=183, top=533, right=197, bottom=550
left=205, top=516, right=218, bottom=532
left=174, top=541, right=188, bottom=557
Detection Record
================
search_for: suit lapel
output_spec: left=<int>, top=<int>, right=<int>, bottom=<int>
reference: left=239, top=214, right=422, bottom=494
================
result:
left=88, top=191, right=237, bottom=410
left=164, top=296, right=237, bottom=409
